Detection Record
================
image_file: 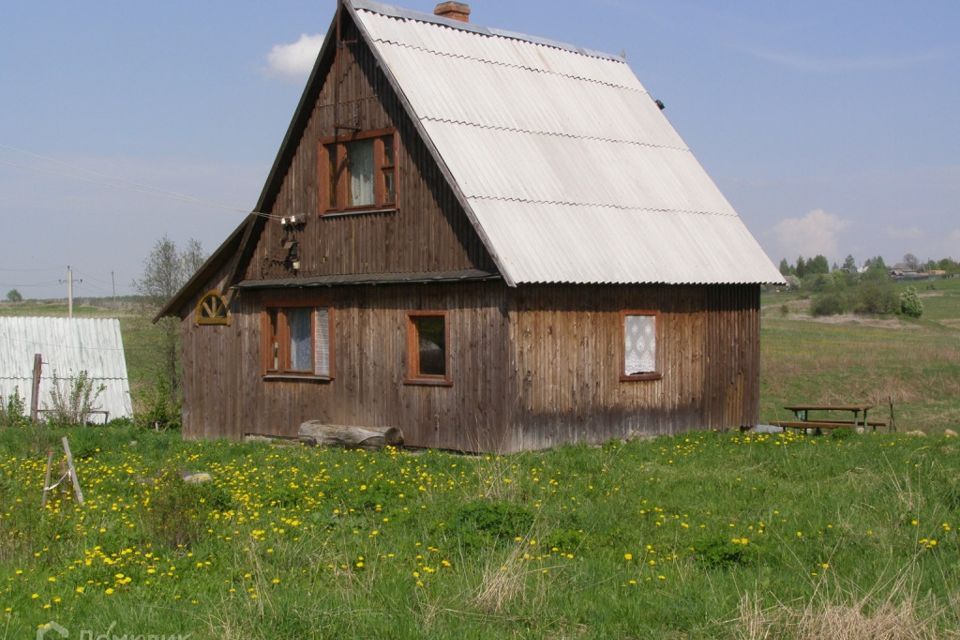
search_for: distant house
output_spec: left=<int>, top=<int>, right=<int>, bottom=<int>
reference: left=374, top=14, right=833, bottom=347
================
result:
left=0, top=317, right=132, bottom=422
left=158, top=0, right=783, bottom=452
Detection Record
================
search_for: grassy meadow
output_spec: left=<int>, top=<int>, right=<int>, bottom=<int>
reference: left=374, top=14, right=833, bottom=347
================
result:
left=1, top=279, right=959, bottom=637
left=760, top=277, right=960, bottom=433
left=2, top=426, right=960, bottom=639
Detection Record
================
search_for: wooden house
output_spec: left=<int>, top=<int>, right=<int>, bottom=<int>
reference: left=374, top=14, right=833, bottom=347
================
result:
left=158, top=0, right=784, bottom=452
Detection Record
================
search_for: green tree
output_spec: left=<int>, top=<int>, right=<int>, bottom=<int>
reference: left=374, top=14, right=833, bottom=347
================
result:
left=133, top=236, right=206, bottom=398
left=795, top=256, right=807, bottom=279
left=778, top=258, right=791, bottom=276
left=5, top=289, right=22, bottom=302
left=842, top=255, right=857, bottom=273
left=806, top=254, right=830, bottom=275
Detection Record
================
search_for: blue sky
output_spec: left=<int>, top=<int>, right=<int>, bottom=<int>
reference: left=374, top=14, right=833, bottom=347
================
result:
left=1, top=0, right=957, bottom=298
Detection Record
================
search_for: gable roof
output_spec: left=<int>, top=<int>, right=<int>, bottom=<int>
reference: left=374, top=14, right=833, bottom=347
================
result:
left=351, top=0, right=783, bottom=285
left=0, top=317, right=133, bottom=420
left=162, top=0, right=782, bottom=317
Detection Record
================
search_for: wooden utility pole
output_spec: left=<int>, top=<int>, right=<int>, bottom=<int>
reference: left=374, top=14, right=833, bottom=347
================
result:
left=67, top=265, right=73, bottom=318
left=30, top=353, right=42, bottom=423
left=111, top=270, right=116, bottom=308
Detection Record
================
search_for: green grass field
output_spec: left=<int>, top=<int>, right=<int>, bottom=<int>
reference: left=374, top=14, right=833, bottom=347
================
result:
left=760, top=277, right=960, bottom=433
left=1, top=426, right=959, bottom=638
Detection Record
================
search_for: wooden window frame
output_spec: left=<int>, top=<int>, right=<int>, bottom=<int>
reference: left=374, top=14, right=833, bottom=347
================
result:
left=195, top=290, right=230, bottom=326
left=318, top=128, right=398, bottom=216
left=405, top=311, right=452, bottom=387
left=260, top=296, right=336, bottom=382
left=620, top=310, right=662, bottom=382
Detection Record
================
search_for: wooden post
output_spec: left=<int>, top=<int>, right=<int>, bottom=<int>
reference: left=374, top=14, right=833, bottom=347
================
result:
left=30, top=353, right=42, bottom=423
left=40, top=449, right=54, bottom=508
left=61, top=437, right=84, bottom=506
left=889, top=397, right=896, bottom=433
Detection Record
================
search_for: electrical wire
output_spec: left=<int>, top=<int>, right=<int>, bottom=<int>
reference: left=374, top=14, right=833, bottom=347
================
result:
left=0, top=266, right=64, bottom=273
left=0, top=144, right=284, bottom=221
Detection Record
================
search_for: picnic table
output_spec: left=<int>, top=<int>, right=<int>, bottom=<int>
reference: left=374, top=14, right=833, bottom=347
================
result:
left=771, top=404, right=888, bottom=433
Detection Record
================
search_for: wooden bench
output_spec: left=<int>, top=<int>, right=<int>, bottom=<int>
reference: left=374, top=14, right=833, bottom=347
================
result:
left=770, top=419, right=887, bottom=433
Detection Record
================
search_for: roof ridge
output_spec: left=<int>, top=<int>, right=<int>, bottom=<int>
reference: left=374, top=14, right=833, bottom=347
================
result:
left=351, top=0, right=625, bottom=61
left=466, top=196, right=738, bottom=217
left=372, top=37, right=639, bottom=92
left=420, top=117, right=690, bottom=152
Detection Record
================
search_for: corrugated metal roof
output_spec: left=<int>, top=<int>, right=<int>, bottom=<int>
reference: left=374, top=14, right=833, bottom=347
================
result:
left=352, top=3, right=784, bottom=285
left=0, top=317, right=133, bottom=421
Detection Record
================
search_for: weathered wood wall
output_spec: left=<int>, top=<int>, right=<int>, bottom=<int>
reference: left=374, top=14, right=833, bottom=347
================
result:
left=180, top=281, right=760, bottom=452
left=246, top=15, right=494, bottom=282
left=181, top=282, right=514, bottom=452
left=507, top=284, right=760, bottom=450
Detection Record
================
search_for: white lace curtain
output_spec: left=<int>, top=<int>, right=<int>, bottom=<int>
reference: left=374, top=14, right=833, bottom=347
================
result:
left=624, top=314, right=656, bottom=374
left=348, top=140, right=374, bottom=207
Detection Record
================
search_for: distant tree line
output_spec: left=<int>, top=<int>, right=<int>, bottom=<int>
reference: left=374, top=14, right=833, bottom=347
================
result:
left=774, top=252, right=955, bottom=319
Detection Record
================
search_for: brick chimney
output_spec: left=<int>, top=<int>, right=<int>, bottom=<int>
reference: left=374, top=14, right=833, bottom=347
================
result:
left=433, top=2, right=470, bottom=23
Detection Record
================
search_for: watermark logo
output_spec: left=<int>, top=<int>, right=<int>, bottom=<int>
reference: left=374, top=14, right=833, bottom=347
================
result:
left=37, top=621, right=69, bottom=640
left=36, top=621, right=190, bottom=640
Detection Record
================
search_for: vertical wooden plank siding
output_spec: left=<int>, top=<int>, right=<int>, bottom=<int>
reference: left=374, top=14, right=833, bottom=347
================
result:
left=180, top=282, right=514, bottom=452
left=180, top=279, right=760, bottom=452
left=507, top=284, right=761, bottom=450
left=245, top=16, right=494, bottom=283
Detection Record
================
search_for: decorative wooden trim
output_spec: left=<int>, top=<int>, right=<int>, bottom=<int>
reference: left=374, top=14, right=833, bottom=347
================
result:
left=619, top=309, right=662, bottom=382
left=195, top=290, right=230, bottom=326
left=405, top=310, right=452, bottom=386
left=263, top=374, right=332, bottom=383
left=318, top=127, right=396, bottom=145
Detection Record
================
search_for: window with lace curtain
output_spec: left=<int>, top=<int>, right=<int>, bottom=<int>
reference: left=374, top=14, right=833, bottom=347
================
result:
left=262, top=305, right=334, bottom=379
left=319, top=129, right=397, bottom=214
left=621, top=311, right=660, bottom=381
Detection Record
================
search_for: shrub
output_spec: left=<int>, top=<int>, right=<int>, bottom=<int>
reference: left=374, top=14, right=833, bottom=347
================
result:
left=811, top=292, right=847, bottom=316
left=899, top=286, right=924, bottom=318
left=852, top=280, right=898, bottom=315
left=47, top=371, right=106, bottom=426
left=0, top=388, right=29, bottom=428
left=136, top=374, right=181, bottom=430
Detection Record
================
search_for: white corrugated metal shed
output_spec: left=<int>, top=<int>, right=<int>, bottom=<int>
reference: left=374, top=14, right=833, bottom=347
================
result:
left=0, top=317, right=132, bottom=422
left=351, top=0, right=784, bottom=285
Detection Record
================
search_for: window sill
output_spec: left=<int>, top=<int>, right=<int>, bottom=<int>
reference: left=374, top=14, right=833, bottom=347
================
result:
left=263, top=374, right=333, bottom=383
left=404, top=378, right=453, bottom=387
left=620, top=372, right=662, bottom=382
left=322, top=207, right=398, bottom=219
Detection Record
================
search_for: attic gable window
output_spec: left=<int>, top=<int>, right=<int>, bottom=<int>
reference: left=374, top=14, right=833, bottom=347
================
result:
left=320, top=129, right=397, bottom=214
left=621, top=311, right=661, bottom=381
left=262, top=304, right=334, bottom=380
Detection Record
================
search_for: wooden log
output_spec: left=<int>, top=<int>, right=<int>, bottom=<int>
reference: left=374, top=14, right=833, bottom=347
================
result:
left=298, top=421, right=403, bottom=449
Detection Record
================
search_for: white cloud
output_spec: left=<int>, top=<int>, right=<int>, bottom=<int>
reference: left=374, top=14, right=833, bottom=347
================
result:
left=771, top=209, right=851, bottom=260
left=265, top=33, right=324, bottom=80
